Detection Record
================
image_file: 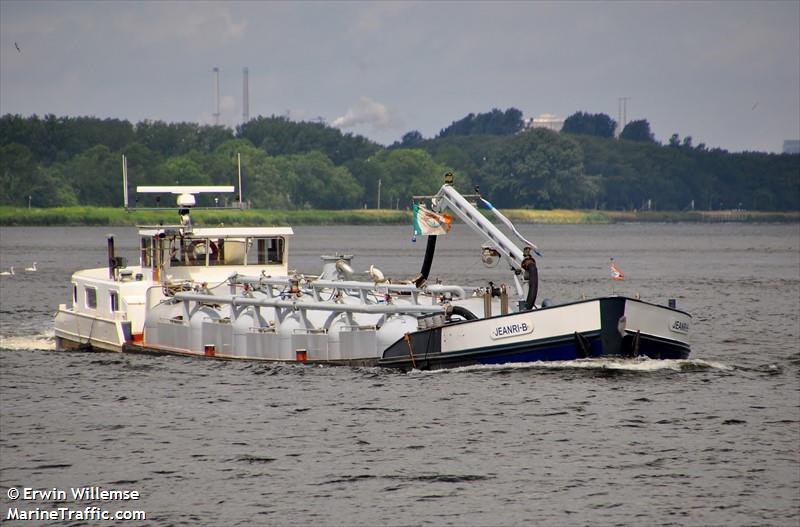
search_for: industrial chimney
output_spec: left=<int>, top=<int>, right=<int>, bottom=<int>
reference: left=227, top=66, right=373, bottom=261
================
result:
left=212, top=67, right=220, bottom=126
left=242, top=67, right=249, bottom=124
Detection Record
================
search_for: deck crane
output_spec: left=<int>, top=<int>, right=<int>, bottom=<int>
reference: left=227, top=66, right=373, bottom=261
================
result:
left=416, top=173, right=540, bottom=310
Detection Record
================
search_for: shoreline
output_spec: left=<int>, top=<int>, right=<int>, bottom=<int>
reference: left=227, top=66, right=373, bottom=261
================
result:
left=1, top=206, right=797, bottom=227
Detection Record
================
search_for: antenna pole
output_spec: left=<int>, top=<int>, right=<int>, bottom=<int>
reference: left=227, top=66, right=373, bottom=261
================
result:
left=122, top=155, right=129, bottom=209
left=237, top=152, right=243, bottom=208
left=621, top=96, right=631, bottom=131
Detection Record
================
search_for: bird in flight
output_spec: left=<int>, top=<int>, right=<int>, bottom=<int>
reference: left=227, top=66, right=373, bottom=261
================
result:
left=14, top=42, right=21, bottom=53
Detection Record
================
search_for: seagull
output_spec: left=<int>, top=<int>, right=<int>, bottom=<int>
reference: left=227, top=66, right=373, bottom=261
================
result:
left=0, top=267, right=14, bottom=276
left=25, top=262, right=37, bottom=272
left=367, top=265, right=386, bottom=283
left=14, top=42, right=20, bottom=53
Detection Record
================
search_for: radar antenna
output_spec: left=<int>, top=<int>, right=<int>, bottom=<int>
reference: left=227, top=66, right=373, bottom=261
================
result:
left=136, top=186, right=235, bottom=233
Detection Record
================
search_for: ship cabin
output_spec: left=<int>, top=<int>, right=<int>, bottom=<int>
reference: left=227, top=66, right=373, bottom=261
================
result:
left=62, top=226, right=294, bottom=346
left=138, top=226, right=294, bottom=283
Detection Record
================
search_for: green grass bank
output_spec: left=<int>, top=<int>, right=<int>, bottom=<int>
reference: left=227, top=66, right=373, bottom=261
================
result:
left=0, top=206, right=797, bottom=227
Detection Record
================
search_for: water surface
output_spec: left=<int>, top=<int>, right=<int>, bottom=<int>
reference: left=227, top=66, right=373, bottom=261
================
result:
left=1, top=223, right=798, bottom=526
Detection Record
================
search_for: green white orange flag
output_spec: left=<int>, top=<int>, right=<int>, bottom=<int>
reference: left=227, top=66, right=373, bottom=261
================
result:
left=413, top=203, right=452, bottom=236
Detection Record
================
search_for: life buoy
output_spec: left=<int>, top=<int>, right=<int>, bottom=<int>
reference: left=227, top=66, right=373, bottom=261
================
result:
left=188, top=240, right=219, bottom=261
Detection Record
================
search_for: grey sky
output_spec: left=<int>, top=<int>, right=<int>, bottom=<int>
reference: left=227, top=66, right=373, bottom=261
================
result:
left=1, top=0, right=798, bottom=152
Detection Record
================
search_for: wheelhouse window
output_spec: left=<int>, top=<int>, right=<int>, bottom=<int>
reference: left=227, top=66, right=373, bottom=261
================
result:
left=164, top=236, right=286, bottom=267
left=72, top=284, right=78, bottom=306
left=170, top=238, right=199, bottom=267
left=140, top=237, right=152, bottom=267
left=171, top=238, right=225, bottom=267
left=110, top=291, right=119, bottom=312
left=255, top=237, right=285, bottom=265
left=85, top=287, right=97, bottom=309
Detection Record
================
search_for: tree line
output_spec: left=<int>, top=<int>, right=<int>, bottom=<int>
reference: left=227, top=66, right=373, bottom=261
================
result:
left=1, top=110, right=797, bottom=211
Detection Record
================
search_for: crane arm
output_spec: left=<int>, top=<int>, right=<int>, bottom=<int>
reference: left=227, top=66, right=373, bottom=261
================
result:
left=431, top=184, right=526, bottom=272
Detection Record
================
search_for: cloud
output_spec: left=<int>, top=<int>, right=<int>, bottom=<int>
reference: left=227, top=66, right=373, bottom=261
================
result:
left=220, top=95, right=237, bottom=114
left=198, top=95, right=239, bottom=128
left=332, top=96, right=393, bottom=130
left=353, top=2, right=414, bottom=34
left=1, top=2, right=247, bottom=50
left=114, top=3, right=247, bottom=48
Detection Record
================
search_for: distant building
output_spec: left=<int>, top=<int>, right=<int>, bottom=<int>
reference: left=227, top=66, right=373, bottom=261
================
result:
left=783, top=140, right=800, bottom=154
left=523, top=113, right=564, bottom=132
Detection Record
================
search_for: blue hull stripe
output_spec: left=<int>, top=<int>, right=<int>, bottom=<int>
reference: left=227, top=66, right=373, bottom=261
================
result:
left=380, top=331, right=689, bottom=371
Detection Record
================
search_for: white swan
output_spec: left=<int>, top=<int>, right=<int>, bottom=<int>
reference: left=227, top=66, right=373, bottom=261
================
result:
left=367, top=264, right=386, bottom=283
left=25, top=262, right=37, bottom=272
left=0, top=267, right=14, bottom=276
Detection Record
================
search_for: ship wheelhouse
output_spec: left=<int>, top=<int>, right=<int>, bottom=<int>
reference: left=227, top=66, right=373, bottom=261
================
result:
left=138, top=226, right=293, bottom=282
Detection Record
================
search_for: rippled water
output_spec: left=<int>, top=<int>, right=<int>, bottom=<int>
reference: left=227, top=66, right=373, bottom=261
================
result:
left=1, top=224, right=798, bottom=526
